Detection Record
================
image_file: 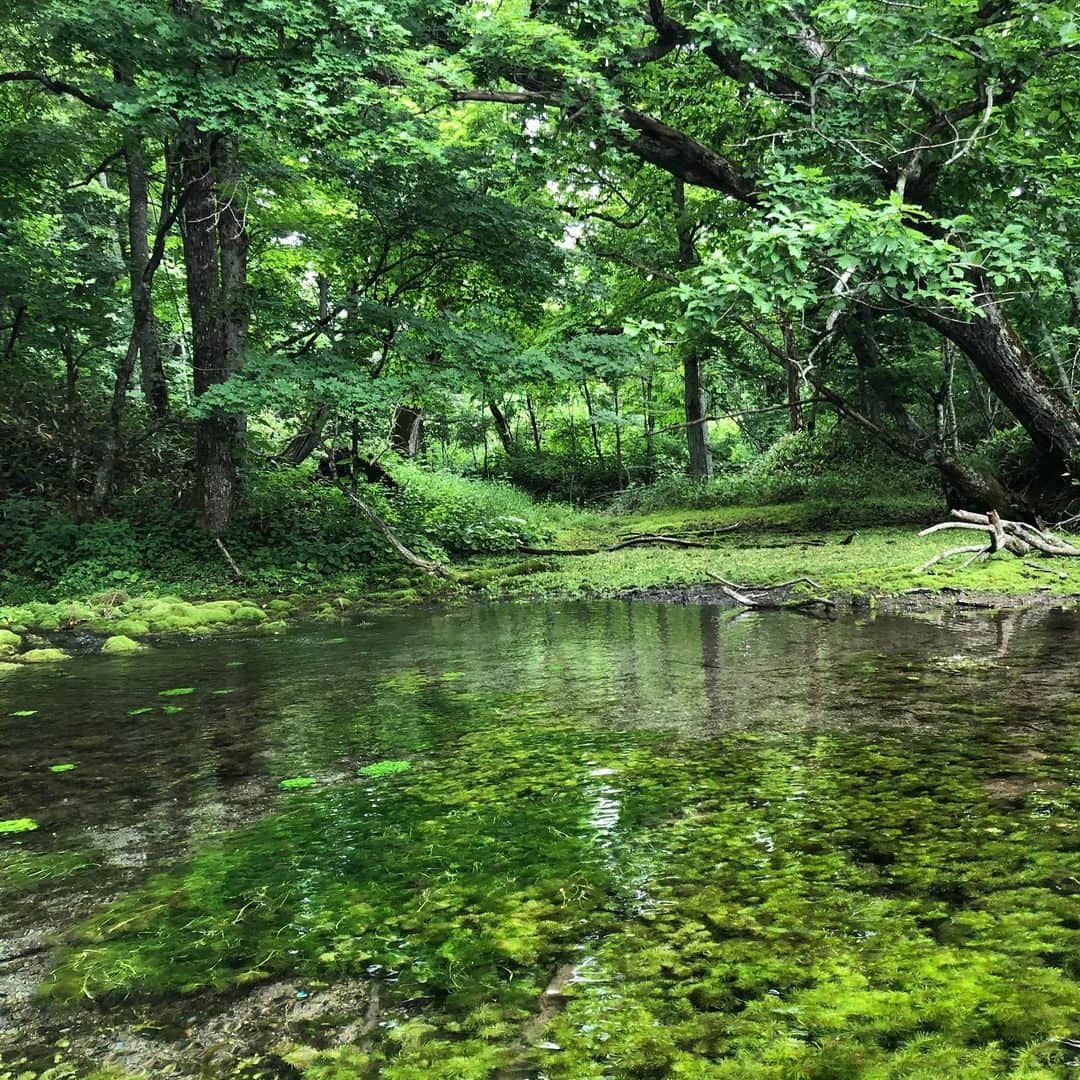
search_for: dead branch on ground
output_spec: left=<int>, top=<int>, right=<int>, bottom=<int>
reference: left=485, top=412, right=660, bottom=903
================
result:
left=916, top=509, right=1080, bottom=573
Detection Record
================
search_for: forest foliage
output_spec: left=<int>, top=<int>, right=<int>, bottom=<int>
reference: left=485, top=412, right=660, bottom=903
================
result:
left=2, top=0, right=1079, bottom=583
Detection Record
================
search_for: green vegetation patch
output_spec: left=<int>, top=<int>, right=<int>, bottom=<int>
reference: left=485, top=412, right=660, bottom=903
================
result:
left=158, top=687, right=195, bottom=697
left=357, top=759, right=412, bottom=777
left=279, top=776, right=318, bottom=790
left=0, top=817, right=39, bottom=834
left=48, top=763, right=77, bottom=773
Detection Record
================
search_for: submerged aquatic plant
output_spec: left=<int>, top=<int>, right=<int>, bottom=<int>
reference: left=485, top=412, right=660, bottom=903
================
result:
left=159, top=687, right=195, bottom=697
left=48, top=763, right=76, bottom=773
left=357, top=759, right=412, bottom=777
left=280, top=776, right=318, bottom=790
left=0, top=818, right=39, bottom=834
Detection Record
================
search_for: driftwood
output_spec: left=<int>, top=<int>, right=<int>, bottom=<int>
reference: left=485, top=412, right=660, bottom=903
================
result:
left=916, top=509, right=1080, bottom=572
left=705, top=570, right=835, bottom=610
left=517, top=529, right=737, bottom=557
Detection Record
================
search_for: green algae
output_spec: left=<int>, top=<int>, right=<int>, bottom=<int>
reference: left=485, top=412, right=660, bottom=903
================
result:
left=0, top=848, right=95, bottom=897
left=44, top=666, right=1080, bottom=1078
left=48, top=763, right=77, bottom=773
left=357, top=759, right=412, bottom=777
left=280, top=776, right=318, bottom=789
left=9, top=709, right=37, bottom=716
left=127, top=707, right=153, bottom=716
left=0, top=817, right=39, bottom=833
left=158, top=687, right=195, bottom=697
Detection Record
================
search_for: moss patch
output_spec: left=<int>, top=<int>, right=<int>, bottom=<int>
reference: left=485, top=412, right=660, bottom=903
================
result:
left=101, top=635, right=144, bottom=655
left=16, top=648, right=70, bottom=664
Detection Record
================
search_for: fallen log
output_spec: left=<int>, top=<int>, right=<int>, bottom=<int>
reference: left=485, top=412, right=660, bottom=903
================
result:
left=517, top=531, right=728, bottom=556
left=916, top=509, right=1080, bottom=572
left=706, top=570, right=835, bottom=609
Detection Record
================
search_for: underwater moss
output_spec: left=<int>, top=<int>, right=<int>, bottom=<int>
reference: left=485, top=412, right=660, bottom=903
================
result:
left=0, top=817, right=39, bottom=833
left=357, top=759, right=412, bottom=777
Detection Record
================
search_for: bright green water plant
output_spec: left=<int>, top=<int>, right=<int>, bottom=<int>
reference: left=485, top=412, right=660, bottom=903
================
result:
left=279, top=776, right=317, bottom=790
left=48, top=763, right=77, bottom=773
left=357, top=759, right=412, bottom=777
left=0, top=818, right=39, bottom=833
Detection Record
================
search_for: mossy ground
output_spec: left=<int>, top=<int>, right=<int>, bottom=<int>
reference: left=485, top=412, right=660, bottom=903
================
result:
left=462, top=496, right=1080, bottom=602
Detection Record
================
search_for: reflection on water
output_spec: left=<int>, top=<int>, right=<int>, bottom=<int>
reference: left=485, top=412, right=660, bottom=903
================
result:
left=2, top=602, right=1080, bottom=1077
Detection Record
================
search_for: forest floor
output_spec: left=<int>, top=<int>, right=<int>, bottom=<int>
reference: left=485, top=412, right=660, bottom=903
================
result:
left=464, top=495, right=1080, bottom=610
left=4, top=495, right=1080, bottom=658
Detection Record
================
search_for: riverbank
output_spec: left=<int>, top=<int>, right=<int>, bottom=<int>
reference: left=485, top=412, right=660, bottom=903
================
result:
left=3, top=496, right=1079, bottom=661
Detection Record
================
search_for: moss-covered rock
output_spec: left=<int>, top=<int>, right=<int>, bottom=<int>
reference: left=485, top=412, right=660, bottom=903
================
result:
left=232, top=605, right=267, bottom=623
left=17, top=648, right=70, bottom=664
left=0, top=628, right=21, bottom=655
left=109, top=618, right=150, bottom=636
left=101, top=635, right=144, bottom=654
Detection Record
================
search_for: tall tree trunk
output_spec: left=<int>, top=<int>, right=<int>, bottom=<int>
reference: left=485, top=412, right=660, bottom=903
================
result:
left=581, top=381, right=604, bottom=462
left=612, top=384, right=624, bottom=490
left=180, top=125, right=235, bottom=537
left=682, top=353, right=713, bottom=481
left=674, top=179, right=712, bottom=480
left=641, top=376, right=655, bottom=481
left=779, top=313, right=803, bottom=432
left=488, top=399, right=515, bottom=455
left=92, top=132, right=171, bottom=507
left=919, top=284, right=1080, bottom=479
left=129, top=135, right=168, bottom=418
left=525, top=393, right=542, bottom=453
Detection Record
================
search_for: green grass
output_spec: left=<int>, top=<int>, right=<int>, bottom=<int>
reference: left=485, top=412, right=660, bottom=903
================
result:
left=468, top=497, right=1080, bottom=601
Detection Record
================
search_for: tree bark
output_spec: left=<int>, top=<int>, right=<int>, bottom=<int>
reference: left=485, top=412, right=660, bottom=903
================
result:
left=918, top=284, right=1080, bottom=478
left=779, top=313, right=803, bottom=433
left=488, top=399, right=515, bottom=455
left=525, top=393, right=542, bottom=453
left=126, top=134, right=168, bottom=418
left=180, top=125, right=237, bottom=537
left=581, top=381, right=604, bottom=462
left=92, top=132, right=172, bottom=507
left=682, top=353, right=713, bottom=481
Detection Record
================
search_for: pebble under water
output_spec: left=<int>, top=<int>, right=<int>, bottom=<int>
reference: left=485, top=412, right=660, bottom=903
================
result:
left=3, top=601, right=1080, bottom=1078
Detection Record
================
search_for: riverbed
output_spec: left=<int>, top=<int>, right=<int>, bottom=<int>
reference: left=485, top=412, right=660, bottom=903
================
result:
left=3, top=601, right=1080, bottom=1077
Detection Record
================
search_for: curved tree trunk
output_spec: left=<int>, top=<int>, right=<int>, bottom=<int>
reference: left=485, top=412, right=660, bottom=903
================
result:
left=918, top=283, right=1080, bottom=479
left=488, top=399, right=515, bottom=455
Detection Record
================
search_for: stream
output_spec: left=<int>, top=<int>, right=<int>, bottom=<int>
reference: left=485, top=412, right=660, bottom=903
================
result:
left=3, top=601, right=1080, bottom=1078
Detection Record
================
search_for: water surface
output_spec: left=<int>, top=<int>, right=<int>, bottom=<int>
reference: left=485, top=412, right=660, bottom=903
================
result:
left=3, top=602, right=1080, bottom=1078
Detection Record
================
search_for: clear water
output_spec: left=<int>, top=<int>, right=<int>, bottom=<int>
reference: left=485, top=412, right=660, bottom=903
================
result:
left=3, top=602, right=1080, bottom=1078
